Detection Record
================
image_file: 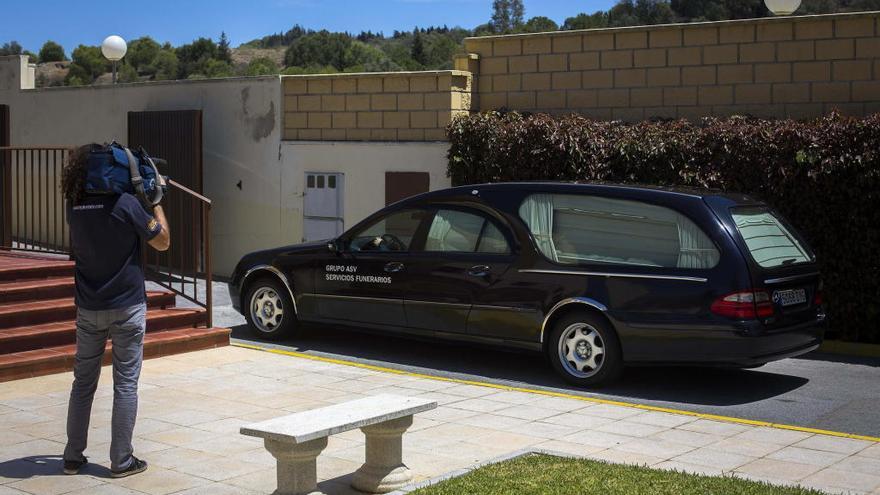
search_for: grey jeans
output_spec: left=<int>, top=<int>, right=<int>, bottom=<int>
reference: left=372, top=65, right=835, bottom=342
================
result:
left=64, top=303, right=146, bottom=471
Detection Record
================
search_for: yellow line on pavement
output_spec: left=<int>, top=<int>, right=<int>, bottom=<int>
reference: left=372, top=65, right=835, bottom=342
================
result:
left=231, top=342, right=880, bottom=444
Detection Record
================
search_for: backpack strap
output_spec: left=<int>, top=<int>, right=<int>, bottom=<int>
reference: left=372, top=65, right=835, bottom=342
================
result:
left=122, top=146, right=149, bottom=205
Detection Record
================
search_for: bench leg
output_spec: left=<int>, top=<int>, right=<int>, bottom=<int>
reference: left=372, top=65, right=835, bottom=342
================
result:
left=265, top=437, right=328, bottom=495
left=352, top=415, right=414, bottom=494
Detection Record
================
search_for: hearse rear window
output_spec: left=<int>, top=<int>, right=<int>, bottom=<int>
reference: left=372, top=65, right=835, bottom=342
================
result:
left=731, top=207, right=813, bottom=268
left=518, top=194, right=719, bottom=269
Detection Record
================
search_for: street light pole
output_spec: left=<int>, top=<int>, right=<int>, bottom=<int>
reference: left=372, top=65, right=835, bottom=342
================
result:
left=101, top=35, right=127, bottom=84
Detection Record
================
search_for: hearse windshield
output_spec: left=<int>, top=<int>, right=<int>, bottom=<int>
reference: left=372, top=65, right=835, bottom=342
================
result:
left=730, top=206, right=814, bottom=268
left=518, top=193, right=720, bottom=269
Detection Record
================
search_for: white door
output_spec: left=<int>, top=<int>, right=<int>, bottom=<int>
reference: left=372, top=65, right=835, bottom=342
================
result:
left=303, top=172, right=344, bottom=242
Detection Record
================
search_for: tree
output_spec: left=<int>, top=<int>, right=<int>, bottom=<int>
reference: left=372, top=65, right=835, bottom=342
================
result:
left=491, top=0, right=525, bottom=33
left=117, top=63, right=139, bottom=83
left=127, top=37, right=160, bottom=72
left=284, top=31, right=352, bottom=70
left=176, top=37, right=218, bottom=78
left=563, top=11, right=610, bottom=30
left=64, top=63, right=91, bottom=86
left=71, top=44, right=109, bottom=80
left=38, top=41, right=66, bottom=62
left=411, top=28, right=427, bottom=66
left=521, top=16, right=559, bottom=33
left=245, top=57, right=278, bottom=76
left=152, top=50, right=179, bottom=80
left=0, top=41, right=23, bottom=56
left=218, top=31, right=232, bottom=63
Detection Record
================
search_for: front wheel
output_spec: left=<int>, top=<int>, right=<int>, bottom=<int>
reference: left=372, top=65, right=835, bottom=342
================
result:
left=548, top=311, right=623, bottom=387
left=244, top=278, right=297, bottom=340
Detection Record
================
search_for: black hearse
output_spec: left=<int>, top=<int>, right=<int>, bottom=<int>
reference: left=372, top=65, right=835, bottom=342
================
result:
left=229, top=183, right=825, bottom=386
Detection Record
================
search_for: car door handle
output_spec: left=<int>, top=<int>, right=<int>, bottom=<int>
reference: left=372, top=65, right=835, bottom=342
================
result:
left=467, top=265, right=491, bottom=277
left=384, top=262, right=405, bottom=273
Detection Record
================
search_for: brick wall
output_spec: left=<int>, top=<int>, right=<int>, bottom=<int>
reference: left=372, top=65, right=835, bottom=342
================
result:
left=462, top=12, right=880, bottom=120
left=282, top=71, right=472, bottom=141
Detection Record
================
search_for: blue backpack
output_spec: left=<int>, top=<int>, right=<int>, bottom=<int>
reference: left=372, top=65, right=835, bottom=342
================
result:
left=85, top=142, right=165, bottom=207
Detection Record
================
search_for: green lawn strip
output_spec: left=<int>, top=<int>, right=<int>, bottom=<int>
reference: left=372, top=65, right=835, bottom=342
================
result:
left=411, top=454, right=824, bottom=495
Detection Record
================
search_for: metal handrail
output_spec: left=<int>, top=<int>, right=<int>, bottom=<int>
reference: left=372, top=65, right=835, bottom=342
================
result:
left=0, top=145, right=213, bottom=327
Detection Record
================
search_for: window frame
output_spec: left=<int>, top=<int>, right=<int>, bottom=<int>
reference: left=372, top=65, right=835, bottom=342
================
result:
left=339, top=207, right=431, bottom=254
left=418, top=206, right=516, bottom=258
left=517, top=192, right=722, bottom=272
left=729, top=205, right=815, bottom=269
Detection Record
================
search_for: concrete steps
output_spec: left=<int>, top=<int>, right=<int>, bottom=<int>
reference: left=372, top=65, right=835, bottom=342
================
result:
left=0, top=251, right=230, bottom=382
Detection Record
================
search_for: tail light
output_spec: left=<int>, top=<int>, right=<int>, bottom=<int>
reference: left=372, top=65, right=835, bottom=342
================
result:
left=814, top=289, right=823, bottom=306
left=711, top=290, right=774, bottom=319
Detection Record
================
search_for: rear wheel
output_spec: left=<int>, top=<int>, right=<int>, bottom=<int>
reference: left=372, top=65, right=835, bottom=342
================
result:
left=548, top=311, right=623, bottom=387
left=244, top=278, right=296, bottom=340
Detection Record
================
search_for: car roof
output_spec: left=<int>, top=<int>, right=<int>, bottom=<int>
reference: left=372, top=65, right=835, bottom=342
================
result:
left=400, top=182, right=757, bottom=205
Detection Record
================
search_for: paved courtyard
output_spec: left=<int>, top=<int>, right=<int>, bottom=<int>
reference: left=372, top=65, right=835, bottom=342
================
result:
left=1, top=345, right=879, bottom=495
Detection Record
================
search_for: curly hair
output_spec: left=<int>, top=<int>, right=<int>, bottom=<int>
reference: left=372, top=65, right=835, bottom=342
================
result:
left=61, top=144, right=93, bottom=206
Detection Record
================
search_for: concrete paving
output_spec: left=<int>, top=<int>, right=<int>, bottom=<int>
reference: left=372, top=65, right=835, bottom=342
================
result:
left=205, top=279, right=880, bottom=438
left=1, top=346, right=879, bottom=495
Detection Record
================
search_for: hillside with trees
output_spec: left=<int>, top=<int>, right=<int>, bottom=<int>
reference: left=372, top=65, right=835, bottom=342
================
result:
left=2, top=0, right=878, bottom=87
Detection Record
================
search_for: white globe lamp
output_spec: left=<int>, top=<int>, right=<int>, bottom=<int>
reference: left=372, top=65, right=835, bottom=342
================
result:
left=101, top=35, right=127, bottom=83
left=764, top=0, right=801, bottom=15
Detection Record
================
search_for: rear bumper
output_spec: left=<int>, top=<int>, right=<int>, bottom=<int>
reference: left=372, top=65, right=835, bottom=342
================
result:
left=623, top=314, right=826, bottom=366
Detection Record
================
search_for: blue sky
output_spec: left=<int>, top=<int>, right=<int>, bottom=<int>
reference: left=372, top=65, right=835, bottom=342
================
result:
left=2, top=0, right=617, bottom=54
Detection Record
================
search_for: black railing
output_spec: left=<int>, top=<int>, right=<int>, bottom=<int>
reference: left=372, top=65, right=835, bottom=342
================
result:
left=0, top=146, right=70, bottom=254
left=143, top=179, right=213, bottom=327
left=0, top=146, right=212, bottom=326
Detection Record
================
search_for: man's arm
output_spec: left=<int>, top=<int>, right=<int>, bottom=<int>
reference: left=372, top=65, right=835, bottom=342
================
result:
left=147, top=204, right=171, bottom=252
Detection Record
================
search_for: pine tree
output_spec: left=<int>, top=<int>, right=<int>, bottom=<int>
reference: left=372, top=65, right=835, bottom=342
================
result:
left=218, top=31, right=231, bottom=63
left=491, top=0, right=525, bottom=33
left=510, top=0, right=525, bottom=28
left=411, top=28, right=427, bottom=66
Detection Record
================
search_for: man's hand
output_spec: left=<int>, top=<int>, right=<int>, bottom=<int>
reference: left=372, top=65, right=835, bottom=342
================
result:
left=148, top=205, right=171, bottom=252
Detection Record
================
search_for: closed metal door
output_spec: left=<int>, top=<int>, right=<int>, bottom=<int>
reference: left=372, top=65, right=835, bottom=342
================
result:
left=303, top=172, right=343, bottom=242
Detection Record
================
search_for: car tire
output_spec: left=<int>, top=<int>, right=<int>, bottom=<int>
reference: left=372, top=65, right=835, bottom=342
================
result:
left=548, top=310, right=623, bottom=387
left=244, top=277, right=297, bottom=340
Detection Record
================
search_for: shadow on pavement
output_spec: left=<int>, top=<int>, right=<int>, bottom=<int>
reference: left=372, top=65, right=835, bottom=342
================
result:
left=0, top=455, right=112, bottom=479
left=230, top=323, right=809, bottom=408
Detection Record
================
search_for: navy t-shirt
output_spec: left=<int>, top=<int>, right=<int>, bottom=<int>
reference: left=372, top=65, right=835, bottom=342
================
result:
left=68, top=193, right=162, bottom=310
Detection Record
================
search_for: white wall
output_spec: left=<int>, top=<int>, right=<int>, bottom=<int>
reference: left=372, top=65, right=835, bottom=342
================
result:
left=0, top=57, right=283, bottom=275
left=280, top=141, right=451, bottom=243
left=0, top=57, right=453, bottom=275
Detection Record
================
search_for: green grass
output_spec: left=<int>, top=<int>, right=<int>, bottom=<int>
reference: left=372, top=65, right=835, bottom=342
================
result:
left=410, top=454, right=823, bottom=495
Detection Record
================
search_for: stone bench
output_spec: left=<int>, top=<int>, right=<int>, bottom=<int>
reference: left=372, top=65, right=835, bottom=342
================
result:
left=240, top=394, right=437, bottom=495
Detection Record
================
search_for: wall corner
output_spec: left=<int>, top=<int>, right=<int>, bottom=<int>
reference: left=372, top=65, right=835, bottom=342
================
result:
left=0, top=55, right=33, bottom=91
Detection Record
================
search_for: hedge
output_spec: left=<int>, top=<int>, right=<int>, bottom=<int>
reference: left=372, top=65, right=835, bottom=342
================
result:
left=447, top=111, right=880, bottom=344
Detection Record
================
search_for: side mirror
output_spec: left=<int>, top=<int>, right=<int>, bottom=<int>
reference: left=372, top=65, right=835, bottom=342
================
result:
left=327, top=239, right=341, bottom=254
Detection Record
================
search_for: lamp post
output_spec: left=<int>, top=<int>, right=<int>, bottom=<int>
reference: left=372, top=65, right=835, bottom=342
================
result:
left=101, top=35, right=127, bottom=84
left=764, top=0, right=801, bottom=15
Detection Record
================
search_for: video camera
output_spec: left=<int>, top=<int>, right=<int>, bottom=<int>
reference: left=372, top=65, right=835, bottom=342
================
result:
left=84, top=141, right=168, bottom=208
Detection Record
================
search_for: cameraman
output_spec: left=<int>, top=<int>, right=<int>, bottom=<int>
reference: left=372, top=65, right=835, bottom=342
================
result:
left=60, top=144, right=170, bottom=478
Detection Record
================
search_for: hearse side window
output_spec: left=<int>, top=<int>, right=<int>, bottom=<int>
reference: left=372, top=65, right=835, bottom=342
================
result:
left=731, top=206, right=813, bottom=268
left=424, top=209, right=510, bottom=254
left=518, top=193, right=719, bottom=269
left=347, top=209, right=426, bottom=252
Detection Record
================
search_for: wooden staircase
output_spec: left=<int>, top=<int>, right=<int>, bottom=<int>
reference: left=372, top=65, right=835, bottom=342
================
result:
left=0, top=251, right=230, bottom=382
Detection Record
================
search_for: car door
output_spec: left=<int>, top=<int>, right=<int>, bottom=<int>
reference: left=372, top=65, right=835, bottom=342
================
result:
left=404, top=207, right=516, bottom=335
left=313, top=208, right=429, bottom=328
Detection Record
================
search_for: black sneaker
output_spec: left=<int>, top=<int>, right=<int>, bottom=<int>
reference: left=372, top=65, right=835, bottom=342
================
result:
left=110, top=457, right=148, bottom=478
left=63, top=457, right=87, bottom=475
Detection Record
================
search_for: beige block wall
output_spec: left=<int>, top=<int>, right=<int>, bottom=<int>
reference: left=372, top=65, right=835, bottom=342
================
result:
left=282, top=71, right=472, bottom=141
left=463, top=12, right=880, bottom=120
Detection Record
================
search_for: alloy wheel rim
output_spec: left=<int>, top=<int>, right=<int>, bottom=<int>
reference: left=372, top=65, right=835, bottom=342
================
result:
left=557, top=322, right=605, bottom=378
left=250, top=287, right=284, bottom=333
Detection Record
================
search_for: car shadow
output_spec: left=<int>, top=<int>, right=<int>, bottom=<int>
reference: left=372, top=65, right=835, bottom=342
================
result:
left=230, top=323, right=810, bottom=407
left=0, top=455, right=113, bottom=479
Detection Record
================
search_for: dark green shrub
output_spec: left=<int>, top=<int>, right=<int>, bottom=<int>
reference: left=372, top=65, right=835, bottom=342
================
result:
left=447, top=111, right=880, bottom=344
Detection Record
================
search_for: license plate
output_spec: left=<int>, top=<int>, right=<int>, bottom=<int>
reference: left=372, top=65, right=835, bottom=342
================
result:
left=773, top=288, right=807, bottom=307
